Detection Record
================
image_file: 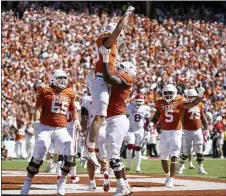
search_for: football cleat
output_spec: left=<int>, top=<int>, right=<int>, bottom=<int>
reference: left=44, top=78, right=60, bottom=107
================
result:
left=57, top=177, right=66, bottom=196
left=166, top=177, right=174, bottom=188
left=103, top=173, right=110, bottom=192
left=198, top=165, right=207, bottom=174
left=113, top=185, right=130, bottom=196
left=71, top=176, right=80, bottom=183
left=88, top=182, right=97, bottom=191
left=177, top=164, right=184, bottom=174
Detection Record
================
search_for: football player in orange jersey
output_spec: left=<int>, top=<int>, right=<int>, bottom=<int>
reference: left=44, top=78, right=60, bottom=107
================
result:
left=177, top=89, right=209, bottom=174
left=21, top=69, right=81, bottom=196
left=87, top=6, right=135, bottom=167
left=99, top=45, right=136, bottom=196
left=152, top=83, right=205, bottom=188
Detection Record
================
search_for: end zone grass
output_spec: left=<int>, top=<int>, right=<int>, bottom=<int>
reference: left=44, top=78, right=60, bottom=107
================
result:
left=2, top=158, right=226, bottom=179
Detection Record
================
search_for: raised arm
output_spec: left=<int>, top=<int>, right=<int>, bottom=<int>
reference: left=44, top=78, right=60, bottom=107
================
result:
left=104, top=6, right=135, bottom=48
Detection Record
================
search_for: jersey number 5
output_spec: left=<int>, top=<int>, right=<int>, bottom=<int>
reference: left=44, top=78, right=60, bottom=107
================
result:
left=51, top=100, right=68, bottom=115
left=165, top=109, right=173, bottom=123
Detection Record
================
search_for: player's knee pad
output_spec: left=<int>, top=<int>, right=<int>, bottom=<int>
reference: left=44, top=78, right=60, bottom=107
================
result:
left=60, top=155, right=75, bottom=174
left=109, top=158, right=124, bottom=171
left=27, top=157, right=43, bottom=176
left=134, top=146, right=141, bottom=151
left=127, top=144, right=135, bottom=150
left=196, top=153, right=204, bottom=162
left=58, top=154, right=64, bottom=161
left=180, top=153, right=188, bottom=161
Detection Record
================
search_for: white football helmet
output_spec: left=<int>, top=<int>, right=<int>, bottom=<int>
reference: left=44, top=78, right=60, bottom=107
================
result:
left=104, top=23, right=125, bottom=46
left=162, top=84, right=177, bottom=103
left=115, top=61, right=137, bottom=78
left=184, top=89, right=197, bottom=102
left=135, top=94, right=144, bottom=108
left=50, top=69, right=68, bottom=90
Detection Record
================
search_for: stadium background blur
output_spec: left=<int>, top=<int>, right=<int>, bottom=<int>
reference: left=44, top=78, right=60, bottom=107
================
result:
left=1, top=1, right=226, bottom=160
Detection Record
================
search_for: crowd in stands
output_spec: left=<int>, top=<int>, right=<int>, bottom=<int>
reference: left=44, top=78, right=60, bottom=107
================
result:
left=1, top=1, right=226, bottom=158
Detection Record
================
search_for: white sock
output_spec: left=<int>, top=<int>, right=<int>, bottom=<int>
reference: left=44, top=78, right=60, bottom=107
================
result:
left=57, top=161, right=62, bottom=176
left=126, top=149, right=132, bottom=168
left=135, top=150, right=141, bottom=170
left=189, top=161, right=193, bottom=165
left=90, top=180, right=96, bottom=185
left=166, top=172, right=170, bottom=178
left=117, top=178, right=125, bottom=187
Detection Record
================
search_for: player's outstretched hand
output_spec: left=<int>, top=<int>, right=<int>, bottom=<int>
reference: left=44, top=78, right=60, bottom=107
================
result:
left=99, top=46, right=111, bottom=63
left=125, top=6, right=135, bottom=15
left=197, top=83, right=205, bottom=97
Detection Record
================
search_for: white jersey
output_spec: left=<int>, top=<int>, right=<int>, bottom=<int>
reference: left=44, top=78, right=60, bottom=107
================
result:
left=81, top=95, right=93, bottom=128
left=126, top=103, right=151, bottom=131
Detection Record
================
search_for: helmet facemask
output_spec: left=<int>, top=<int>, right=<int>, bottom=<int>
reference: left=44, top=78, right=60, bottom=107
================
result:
left=187, top=96, right=196, bottom=102
left=163, top=91, right=176, bottom=103
left=135, top=99, right=144, bottom=108
left=55, top=76, right=68, bottom=90
left=50, top=69, right=68, bottom=90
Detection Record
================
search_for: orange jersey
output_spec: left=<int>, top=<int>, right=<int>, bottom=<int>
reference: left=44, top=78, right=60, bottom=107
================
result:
left=183, top=102, right=204, bottom=130
left=93, top=35, right=117, bottom=74
left=107, top=73, right=133, bottom=118
left=155, top=96, right=185, bottom=130
left=36, top=86, right=76, bottom=127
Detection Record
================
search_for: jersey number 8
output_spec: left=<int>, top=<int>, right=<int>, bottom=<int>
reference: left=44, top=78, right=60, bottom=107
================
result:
left=135, top=114, right=141, bottom=122
left=51, top=100, right=68, bottom=115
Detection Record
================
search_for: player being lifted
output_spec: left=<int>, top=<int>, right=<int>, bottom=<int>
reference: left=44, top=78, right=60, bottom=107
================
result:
left=152, top=83, right=205, bottom=188
left=99, top=45, right=136, bottom=195
left=21, top=69, right=80, bottom=196
left=177, top=89, right=209, bottom=174
left=81, top=87, right=111, bottom=192
left=87, top=6, right=135, bottom=167
left=126, top=94, right=151, bottom=173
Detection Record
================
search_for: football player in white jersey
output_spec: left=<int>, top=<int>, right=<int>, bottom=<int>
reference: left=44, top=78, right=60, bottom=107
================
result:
left=126, top=94, right=151, bottom=172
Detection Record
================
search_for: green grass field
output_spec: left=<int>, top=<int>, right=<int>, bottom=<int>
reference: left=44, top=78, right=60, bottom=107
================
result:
left=2, top=158, right=226, bottom=179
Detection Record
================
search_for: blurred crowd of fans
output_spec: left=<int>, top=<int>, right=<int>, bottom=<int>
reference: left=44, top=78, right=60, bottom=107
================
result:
left=1, top=1, right=226, bottom=158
